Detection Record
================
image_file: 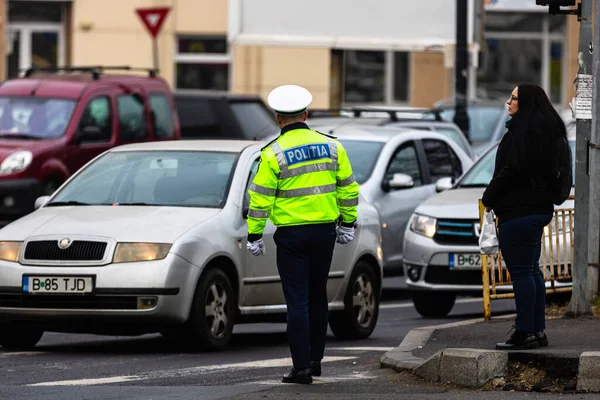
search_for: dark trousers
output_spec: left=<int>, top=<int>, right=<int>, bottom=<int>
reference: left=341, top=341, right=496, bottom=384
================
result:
left=273, top=223, right=336, bottom=370
left=498, top=213, right=553, bottom=334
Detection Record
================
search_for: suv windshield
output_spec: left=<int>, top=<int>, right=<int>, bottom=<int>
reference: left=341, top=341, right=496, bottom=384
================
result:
left=50, top=151, right=238, bottom=208
left=459, top=140, right=576, bottom=187
left=339, top=140, right=385, bottom=184
left=0, top=97, right=77, bottom=139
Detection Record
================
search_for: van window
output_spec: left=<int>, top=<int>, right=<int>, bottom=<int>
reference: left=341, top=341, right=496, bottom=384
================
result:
left=117, top=95, right=147, bottom=141
left=78, top=97, right=112, bottom=142
left=149, top=94, right=175, bottom=138
left=230, top=102, right=278, bottom=140
left=174, top=97, right=221, bottom=139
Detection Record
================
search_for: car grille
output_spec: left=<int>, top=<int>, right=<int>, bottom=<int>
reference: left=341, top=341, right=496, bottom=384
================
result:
left=0, top=294, right=137, bottom=310
left=24, top=240, right=107, bottom=261
left=433, top=219, right=479, bottom=246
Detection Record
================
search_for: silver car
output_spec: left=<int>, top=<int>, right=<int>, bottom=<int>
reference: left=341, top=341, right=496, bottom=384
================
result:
left=302, top=126, right=475, bottom=277
left=0, top=140, right=382, bottom=350
left=402, top=135, right=575, bottom=318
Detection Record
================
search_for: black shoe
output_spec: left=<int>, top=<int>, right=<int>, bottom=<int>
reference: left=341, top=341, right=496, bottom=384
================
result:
left=536, top=331, right=549, bottom=347
left=310, top=361, right=321, bottom=377
left=495, top=329, right=540, bottom=350
left=282, top=368, right=313, bottom=384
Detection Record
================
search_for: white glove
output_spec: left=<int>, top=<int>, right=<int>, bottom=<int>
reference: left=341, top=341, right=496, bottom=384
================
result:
left=246, top=238, right=266, bottom=256
left=336, top=225, right=355, bottom=245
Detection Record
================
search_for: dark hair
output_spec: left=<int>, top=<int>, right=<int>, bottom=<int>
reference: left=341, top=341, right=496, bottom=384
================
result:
left=505, top=83, right=566, bottom=174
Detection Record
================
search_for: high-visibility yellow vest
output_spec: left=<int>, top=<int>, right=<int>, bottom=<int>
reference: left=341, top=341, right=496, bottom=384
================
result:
left=247, top=122, right=359, bottom=237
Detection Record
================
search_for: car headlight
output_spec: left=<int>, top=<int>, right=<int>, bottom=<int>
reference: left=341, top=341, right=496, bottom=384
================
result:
left=409, top=214, right=437, bottom=238
left=0, top=151, right=33, bottom=175
left=113, top=243, right=171, bottom=263
left=0, top=241, right=22, bottom=262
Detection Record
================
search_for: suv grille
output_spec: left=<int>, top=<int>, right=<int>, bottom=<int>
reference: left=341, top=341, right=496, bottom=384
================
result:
left=24, top=240, right=107, bottom=261
left=433, top=219, right=478, bottom=246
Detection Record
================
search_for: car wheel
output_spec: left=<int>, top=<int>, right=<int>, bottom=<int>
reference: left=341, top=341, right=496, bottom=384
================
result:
left=183, top=268, right=235, bottom=351
left=412, top=292, right=456, bottom=318
left=329, top=261, right=380, bottom=340
left=0, top=325, right=44, bottom=350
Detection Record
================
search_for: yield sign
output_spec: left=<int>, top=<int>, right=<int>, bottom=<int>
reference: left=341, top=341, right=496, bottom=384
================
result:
left=136, top=7, right=171, bottom=38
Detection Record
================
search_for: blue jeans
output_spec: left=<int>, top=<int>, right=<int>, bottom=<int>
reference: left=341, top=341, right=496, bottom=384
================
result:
left=273, top=223, right=336, bottom=369
left=498, top=214, right=553, bottom=334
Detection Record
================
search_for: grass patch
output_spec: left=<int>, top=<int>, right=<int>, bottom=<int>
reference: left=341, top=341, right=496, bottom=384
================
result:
left=544, top=294, right=600, bottom=319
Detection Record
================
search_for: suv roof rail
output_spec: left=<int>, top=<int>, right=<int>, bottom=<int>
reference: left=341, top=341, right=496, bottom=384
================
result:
left=21, top=66, right=159, bottom=80
left=307, top=107, right=442, bottom=121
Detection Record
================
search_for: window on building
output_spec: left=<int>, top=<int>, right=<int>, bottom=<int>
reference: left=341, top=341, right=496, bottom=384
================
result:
left=175, top=36, right=230, bottom=91
left=149, top=94, right=175, bottom=138
left=78, top=97, right=112, bottom=142
left=341, top=50, right=410, bottom=105
left=117, top=95, right=147, bottom=141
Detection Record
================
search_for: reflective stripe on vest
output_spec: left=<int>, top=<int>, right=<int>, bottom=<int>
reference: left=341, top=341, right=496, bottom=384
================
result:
left=270, top=139, right=339, bottom=180
left=276, top=183, right=337, bottom=198
left=249, top=183, right=277, bottom=196
left=337, top=174, right=356, bottom=187
left=338, top=197, right=359, bottom=207
left=248, top=209, right=270, bottom=218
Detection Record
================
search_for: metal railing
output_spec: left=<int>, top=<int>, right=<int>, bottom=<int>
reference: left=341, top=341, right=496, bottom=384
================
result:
left=478, top=200, right=574, bottom=320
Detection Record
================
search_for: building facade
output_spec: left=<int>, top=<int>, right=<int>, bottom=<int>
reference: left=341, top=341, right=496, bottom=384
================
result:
left=0, top=0, right=580, bottom=110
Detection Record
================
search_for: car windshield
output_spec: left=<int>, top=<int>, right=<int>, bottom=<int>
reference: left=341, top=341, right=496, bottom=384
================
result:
left=459, top=140, right=576, bottom=187
left=338, top=140, right=385, bottom=184
left=438, top=106, right=505, bottom=143
left=0, top=97, right=77, bottom=139
left=49, top=151, right=239, bottom=208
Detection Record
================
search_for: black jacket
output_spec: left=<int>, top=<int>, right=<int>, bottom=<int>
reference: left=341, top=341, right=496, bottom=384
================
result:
left=481, top=128, right=554, bottom=224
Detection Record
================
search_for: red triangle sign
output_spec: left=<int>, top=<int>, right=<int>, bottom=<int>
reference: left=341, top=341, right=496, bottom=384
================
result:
left=136, top=7, right=171, bottom=38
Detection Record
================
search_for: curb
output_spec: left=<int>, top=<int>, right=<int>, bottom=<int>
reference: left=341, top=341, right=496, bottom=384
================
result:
left=381, top=314, right=516, bottom=387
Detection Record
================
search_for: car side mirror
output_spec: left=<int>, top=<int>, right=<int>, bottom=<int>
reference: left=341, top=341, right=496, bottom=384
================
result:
left=435, top=177, right=454, bottom=192
left=388, top=173, right=414, bottom=190
left=34, top=196, right=50, bottom=210
left=76, top=125, right=103, bottom=144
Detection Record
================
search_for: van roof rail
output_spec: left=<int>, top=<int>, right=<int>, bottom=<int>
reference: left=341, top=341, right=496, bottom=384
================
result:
left=21, top=66, right=159, bottom=80
left=307, top=107, right=442, bottom=121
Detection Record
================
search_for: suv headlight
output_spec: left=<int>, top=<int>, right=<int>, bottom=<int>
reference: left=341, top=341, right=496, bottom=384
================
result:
left=0, top=241, right=22, bottom=262
left=409, top=214, right=437, bottom=238
left=0, top=151, right=33, bottom=175
left=113, top=243, right=171, bottom=263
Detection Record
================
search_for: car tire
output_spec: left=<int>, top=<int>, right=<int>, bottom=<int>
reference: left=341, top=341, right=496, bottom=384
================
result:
left=329, top=261, right=380, bottom=340
left=412, top=292, right=456, bottom=318
left=0, top=326, right=44, bottom=350
left=181, top=268, right=235, bottom=351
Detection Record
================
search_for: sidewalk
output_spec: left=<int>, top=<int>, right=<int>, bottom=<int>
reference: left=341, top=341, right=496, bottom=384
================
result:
left=381, top=314, right=600, bottom=393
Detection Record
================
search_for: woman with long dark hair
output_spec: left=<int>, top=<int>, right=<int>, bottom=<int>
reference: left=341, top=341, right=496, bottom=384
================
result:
left=482, top=84, right=567, bottom=350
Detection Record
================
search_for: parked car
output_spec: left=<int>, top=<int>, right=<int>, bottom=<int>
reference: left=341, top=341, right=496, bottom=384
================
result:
left=402, top=132, right=576, bottom=318
left=0, top=139, right=382, bottom=350
left=0, top=66, right=181, bottom=228
left=174, top=92, right=279, bottom=141
left=265, top=125, right=474, bottom=277
left=307, top=107, right=476, bottom=159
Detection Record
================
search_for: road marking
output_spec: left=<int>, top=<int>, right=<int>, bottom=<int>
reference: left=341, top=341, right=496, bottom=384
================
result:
left=250, top=372, right=373, bottom=385
left=328, top=346, right=394, bottom=352
left=380, top=298, right=484, bottom=309
left=28, top=355, right=357, bottom=387
left=0, top=351, right=48, bottom=357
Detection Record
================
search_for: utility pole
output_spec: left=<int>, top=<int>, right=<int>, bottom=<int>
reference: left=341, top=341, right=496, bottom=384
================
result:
left=454, top=0, right=471, bottom=143
left=587, top=0, right=600, bottom=301
left=568, top=0, right=593, bottom=316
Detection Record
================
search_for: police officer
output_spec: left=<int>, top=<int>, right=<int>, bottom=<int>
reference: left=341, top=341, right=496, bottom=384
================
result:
left=246, top=85, right=359, bottom=384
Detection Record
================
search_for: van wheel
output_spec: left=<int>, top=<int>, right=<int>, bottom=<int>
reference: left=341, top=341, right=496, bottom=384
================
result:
left=0, top=325, right=44, bottom=350
left=412, top=292, right=456, bottom=318
left=329, top=261, right=380, bottom=340
left=181, top=268, right=235, bottom=351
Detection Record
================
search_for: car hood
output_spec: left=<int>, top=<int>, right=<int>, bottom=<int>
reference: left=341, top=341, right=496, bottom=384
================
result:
left=415, top=187, right=576, bottom=220
left=416, top=188, right=484, bottom=220
left=0, top=206, right=222, bottom=243
left=0, top=138, right=58, bottom=162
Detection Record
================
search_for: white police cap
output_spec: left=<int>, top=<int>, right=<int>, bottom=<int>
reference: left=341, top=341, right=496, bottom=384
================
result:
left=267, top=85, right=313, bottom=116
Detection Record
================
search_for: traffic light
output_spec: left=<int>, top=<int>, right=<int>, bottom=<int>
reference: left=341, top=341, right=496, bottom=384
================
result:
left=535, top=0, right=575, bottom=5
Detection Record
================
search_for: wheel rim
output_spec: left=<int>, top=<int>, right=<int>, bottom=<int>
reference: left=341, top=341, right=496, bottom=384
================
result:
left=204, top=281, right=229, bottom=340
left=352, top=273, right=376, bottom=329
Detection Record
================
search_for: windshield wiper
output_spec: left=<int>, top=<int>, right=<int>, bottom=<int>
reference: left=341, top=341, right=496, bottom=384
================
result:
left=459, top=183, right=487, bottom=188
left=45, top=201, right=91, bottom=207
left=113, top=202, right=160, bottom=206
left=0, top=133, right=42, bottom=140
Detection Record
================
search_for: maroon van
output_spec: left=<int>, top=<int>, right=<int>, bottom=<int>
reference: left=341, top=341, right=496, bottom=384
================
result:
left=0, top=66, right=181, bottom=227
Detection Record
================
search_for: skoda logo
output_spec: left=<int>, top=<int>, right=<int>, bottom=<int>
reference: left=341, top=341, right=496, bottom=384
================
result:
left=58, top=238, right=72, bottom=249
